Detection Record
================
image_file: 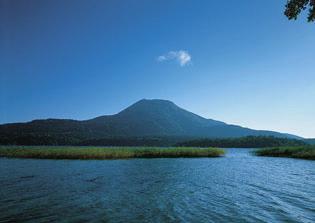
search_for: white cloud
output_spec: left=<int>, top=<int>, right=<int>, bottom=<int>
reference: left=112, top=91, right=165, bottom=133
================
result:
left=157, top=50, right=191, bottom=66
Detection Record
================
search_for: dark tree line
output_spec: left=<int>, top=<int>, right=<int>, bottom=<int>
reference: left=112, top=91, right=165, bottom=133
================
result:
left=0, top=133, right=83, bottom=146
left=0, top=134, right=190, bottom=147
left=0, top=133, right=308, bottom=148
left=177, top=136, right=307, bottom=148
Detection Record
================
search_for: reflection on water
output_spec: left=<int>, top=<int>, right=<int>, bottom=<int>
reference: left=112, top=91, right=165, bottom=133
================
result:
left=0, top=149, right=314, bottom=222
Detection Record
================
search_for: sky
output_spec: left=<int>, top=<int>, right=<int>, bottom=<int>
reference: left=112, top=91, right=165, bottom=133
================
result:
left=0, top=0, right=314, bottom=138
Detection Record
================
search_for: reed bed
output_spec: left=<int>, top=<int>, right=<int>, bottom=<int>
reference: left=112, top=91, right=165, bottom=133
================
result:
left=0, top=146, right=225, bottom=160
left=255, top=146, right=315, bottom=160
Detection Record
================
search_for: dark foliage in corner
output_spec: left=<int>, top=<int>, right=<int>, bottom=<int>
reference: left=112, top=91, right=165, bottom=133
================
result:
left=285, top=0, right=315, bottom=22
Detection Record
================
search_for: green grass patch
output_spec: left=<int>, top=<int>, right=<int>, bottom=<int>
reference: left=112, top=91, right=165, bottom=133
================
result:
left=255, top=146, right=315, bottom=160
left=0, top=146, right=225, bottom=160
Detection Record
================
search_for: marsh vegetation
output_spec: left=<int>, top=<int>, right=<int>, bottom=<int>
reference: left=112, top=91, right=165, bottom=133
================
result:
left=255, top=146, right=315, bottom=160
left=0, top=146, right=225, bottom=160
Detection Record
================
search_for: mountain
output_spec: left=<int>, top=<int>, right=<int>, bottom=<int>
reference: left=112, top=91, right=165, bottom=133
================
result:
left=0, top=99, right=302, bottom=145
left=87, top=99, right=226, bottom=137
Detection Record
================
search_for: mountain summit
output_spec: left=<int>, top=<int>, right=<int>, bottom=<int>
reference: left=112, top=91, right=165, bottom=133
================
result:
left=89, top=99, right=226, bottom=137
left=0, top=99, right=301, bottom=145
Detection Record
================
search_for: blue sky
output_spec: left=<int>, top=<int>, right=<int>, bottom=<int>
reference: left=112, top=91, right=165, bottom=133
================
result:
left=1, top=0, right=314, bottom=138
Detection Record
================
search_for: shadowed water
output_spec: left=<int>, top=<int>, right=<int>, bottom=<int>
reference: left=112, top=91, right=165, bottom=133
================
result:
left=0, top=149, right=314, bottom=222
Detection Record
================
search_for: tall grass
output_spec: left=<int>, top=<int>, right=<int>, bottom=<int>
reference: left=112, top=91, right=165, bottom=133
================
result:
left=0, top=146, right=225, bottom=160
left=255, top=146, right=315, bottom=160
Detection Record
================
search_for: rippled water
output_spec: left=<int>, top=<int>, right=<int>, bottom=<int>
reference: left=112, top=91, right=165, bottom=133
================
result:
left=0, top=149, right=314, bottom=222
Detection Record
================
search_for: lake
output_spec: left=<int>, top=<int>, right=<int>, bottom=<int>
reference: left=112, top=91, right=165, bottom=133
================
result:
left=0, top=148, right=314, bottom=222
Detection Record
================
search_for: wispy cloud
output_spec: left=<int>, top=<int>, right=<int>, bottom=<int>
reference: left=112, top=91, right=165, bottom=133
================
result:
left=157, top=50, right=191, bottom=66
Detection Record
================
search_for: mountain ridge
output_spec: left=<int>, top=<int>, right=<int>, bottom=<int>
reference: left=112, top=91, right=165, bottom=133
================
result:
left=0, top=99, right=303, bottom=145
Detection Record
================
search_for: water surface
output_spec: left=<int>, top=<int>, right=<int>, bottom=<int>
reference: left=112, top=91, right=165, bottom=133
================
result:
left=0, top=149, right=314, bottom=222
